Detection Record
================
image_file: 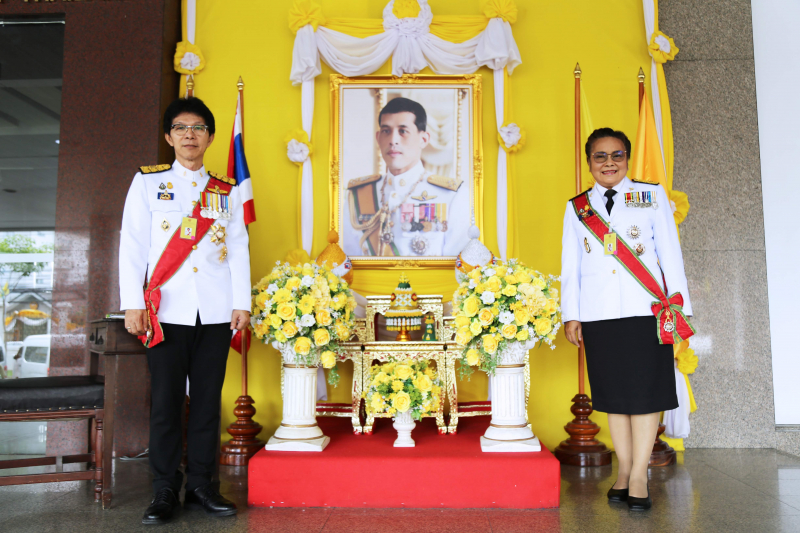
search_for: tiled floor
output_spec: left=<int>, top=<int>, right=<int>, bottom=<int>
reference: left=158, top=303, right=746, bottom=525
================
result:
left=2, top=448, right=800, bottom=532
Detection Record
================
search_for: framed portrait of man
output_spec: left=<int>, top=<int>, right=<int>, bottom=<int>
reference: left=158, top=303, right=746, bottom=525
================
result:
left=330, top=74, right=483, bottom=269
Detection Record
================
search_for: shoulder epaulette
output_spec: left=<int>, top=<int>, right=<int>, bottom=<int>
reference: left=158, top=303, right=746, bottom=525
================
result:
left=427, top=175, right=463, bottom=192
left=569, top=188, right=592, bottom=202
left=631, top=177, right=659, bottom=186
left=208, top=171, right=236, bottom=185
left=140, top=164, right=171, bottom=174
left=347, top=174, right=381, bottom=189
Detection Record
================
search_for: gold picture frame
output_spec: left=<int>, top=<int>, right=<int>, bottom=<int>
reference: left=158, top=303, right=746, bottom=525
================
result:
left=329, top=74, right=483, bottom=270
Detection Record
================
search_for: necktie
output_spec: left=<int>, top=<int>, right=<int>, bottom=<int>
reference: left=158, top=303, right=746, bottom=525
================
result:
left=605, top=189, right=617, bottom=215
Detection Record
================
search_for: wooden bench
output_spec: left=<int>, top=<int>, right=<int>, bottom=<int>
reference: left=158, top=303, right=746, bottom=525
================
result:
left=0, top=357, right=107, bottom=504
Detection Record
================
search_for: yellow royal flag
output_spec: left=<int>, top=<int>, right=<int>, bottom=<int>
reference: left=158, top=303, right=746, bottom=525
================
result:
left=629, top=90, right=668, bottom=190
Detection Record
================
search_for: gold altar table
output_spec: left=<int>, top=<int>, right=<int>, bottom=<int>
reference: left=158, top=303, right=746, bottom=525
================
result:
left=314, top=295, right=531, bottom=434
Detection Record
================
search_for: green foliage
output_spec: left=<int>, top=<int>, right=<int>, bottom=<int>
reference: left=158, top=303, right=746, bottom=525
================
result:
left=0, top=235, right=54, bottom=278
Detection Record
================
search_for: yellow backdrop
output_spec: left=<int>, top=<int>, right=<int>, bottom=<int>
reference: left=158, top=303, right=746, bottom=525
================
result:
left=192, top=0, right=682, bottom=452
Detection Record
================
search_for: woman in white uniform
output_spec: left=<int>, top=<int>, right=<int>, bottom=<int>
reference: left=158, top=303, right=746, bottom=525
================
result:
left=561, top=128, right=694, bottom=511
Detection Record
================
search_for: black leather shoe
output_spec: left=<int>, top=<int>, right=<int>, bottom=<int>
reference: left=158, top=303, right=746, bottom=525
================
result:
left=627, top=484, right=652, bottom=511
left=184, top=484, right=238, bottom=517
left=607, top=486, right=629, bottom=502
left=142, top=487, right=180, bottom=525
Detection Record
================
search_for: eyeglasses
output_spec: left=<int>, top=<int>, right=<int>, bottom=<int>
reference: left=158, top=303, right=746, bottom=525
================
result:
left=171, top=124, right=209, bottom=136
left=591, top=150, right=628, bottom=163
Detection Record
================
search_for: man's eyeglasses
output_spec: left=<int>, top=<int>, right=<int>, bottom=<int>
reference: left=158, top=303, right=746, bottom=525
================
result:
left=591, top=150, right=627, bottom=163
left=171, top=124, right=209, bottom=136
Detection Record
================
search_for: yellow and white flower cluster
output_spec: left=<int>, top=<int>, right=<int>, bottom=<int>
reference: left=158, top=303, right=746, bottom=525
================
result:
left=251, top=261, right=356, bottom=386
left=364, top=360, right=442, bottom=422
left=452, top=259, right=560, bottom=376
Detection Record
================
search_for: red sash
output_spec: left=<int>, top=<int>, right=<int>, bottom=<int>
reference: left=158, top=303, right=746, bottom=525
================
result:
left=572, top=192, right=695, bottom=345
left=138, top=175, right=234, bottom=348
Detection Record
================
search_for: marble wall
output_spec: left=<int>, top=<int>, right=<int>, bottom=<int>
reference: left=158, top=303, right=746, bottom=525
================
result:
left=660, top=0, right=791, bottom=450
left=0, top=0, right=180, bottom=457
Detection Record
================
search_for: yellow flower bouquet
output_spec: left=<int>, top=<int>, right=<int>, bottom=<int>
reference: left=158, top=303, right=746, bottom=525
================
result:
left=452, top=259, right=560, bottom=377
left=251, top=261, right=356, bottom=386
left=363, top=360, right=442, bottom=422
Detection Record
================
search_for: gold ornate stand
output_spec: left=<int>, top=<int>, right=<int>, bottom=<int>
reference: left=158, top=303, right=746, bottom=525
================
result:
left=306, top=296, right=531, bottom=435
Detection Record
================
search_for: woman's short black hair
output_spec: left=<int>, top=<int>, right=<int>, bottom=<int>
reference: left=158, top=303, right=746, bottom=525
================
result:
left=379, top=97, right=427, bottom=132
left=163, top=97, right=216, bottom=135
left=585, top=127, right=631, bottom=163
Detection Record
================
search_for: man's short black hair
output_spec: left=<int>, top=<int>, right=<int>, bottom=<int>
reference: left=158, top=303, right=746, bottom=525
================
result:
left=163, top=97, right=216, bottom=135
left=378, top=97, right=427, bottom=132
left=585, top=127, right=631, bottom=162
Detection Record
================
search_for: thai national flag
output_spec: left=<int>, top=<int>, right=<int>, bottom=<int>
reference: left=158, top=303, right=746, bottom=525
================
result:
left=227, top=92, right=256, bottom=225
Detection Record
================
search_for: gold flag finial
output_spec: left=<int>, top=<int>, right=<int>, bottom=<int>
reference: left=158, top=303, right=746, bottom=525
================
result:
left=185, top=75, right=194, bottom=98
left=574, top=63, right=582, bottom=79
left=237, top=76, right=244, bottom=91
left=638, top=67, right=645, bottom=83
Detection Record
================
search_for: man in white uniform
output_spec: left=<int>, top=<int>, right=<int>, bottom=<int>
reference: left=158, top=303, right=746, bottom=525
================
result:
left=119, top=97, right=250, bottom=525
left=342, top=97, right=468, bottom=257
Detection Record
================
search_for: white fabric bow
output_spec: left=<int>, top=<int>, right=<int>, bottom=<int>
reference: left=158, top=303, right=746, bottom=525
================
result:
left=382, top=0, right=432, bottom=35
left=654, top=34, right=671, bottom=54
left=287, top=139, right=310, bottom=164
left=499, top=123, right=522, bottom=148
left=180, top=52, right=201, bottom=72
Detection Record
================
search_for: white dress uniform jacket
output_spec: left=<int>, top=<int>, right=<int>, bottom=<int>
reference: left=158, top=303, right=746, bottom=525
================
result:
left=118, top=161, right=251, bottom=326
left=561, top=176, right=692, bottom=324
left=342, top=161, right=468, bottom=257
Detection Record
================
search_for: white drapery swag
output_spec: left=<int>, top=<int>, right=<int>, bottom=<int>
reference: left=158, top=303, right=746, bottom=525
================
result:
left=4, top=316, right=49, bottom=331
left=289, top=0, right=522, bottom=258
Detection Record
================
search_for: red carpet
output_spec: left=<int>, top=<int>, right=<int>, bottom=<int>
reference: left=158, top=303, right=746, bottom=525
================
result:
left=248, top=416, right=560, bottom=509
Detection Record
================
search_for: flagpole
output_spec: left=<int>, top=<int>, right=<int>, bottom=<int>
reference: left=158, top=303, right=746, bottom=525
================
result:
left=220, top=76, right=265, bottom=466
left=554, top=64, right=612, bottom=467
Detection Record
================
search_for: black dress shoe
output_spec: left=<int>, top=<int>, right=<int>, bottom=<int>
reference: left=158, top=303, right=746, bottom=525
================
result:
left=184, top=483, right=238, bottom=517
left=607, top=486, right=629, bottom=502
left=142, top=487, right=180, bottom=525
left=627, top=484, right=652, bottom=511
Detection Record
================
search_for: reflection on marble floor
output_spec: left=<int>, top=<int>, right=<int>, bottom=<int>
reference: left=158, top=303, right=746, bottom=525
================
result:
left=3, top=448, right=800, bottom=532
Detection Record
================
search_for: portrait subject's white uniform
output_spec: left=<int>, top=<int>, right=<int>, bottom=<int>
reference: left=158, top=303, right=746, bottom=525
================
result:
left=118, top=160, right=251, bottom=325
left=560, top=177, right=692, bottom=323
left=342, top=162, right=469, bottom=257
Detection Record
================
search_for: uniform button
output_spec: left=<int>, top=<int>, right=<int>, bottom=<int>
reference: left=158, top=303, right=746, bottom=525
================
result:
left=193, top=267, right=198, bottom=273
left=192, top=245, right=197, bottom=250
left=192, top=200, right=197, bottom=206
left=192, top=182, right=197, bottom=187
left=612, top=270, right=616, bottom=274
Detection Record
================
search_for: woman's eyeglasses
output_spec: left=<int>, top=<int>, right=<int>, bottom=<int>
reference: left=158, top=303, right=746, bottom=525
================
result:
left=591, top=150, right=627, bottom=163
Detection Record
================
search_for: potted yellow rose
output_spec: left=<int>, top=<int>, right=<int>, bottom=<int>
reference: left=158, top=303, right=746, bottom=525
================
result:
left=253, top=261, right=356, bottom=452
left=451, top=259, right=560, bottom=452
left=363, top=360, right=442, bottom=447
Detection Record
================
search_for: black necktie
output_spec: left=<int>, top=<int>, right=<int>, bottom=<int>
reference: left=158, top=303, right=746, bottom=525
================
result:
left=605, top=189, right=617, bottom=215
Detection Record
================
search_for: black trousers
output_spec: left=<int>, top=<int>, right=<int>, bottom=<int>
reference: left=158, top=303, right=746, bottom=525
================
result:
left=146, top=314, right=231, bottom=493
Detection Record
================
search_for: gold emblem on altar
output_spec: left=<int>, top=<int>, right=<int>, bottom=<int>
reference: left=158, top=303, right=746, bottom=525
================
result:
left=385, top=273, right=423, bottom=342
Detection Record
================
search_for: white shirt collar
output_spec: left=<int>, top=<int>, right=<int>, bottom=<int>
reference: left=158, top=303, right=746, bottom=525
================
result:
left=172, top=160, right=206, bottom=180
left=594, top=176, right=629, bottom=196
left=387, top=161, right=424, bottom=181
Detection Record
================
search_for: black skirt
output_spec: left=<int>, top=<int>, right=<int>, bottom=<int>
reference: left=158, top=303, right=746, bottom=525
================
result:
left=582, top=316, right=678, bottom=415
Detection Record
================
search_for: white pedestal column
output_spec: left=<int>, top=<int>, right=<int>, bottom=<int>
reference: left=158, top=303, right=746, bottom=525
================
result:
left=481, top=341, right=541, bottom=452
left=265, top=343, right=330, bottom=452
